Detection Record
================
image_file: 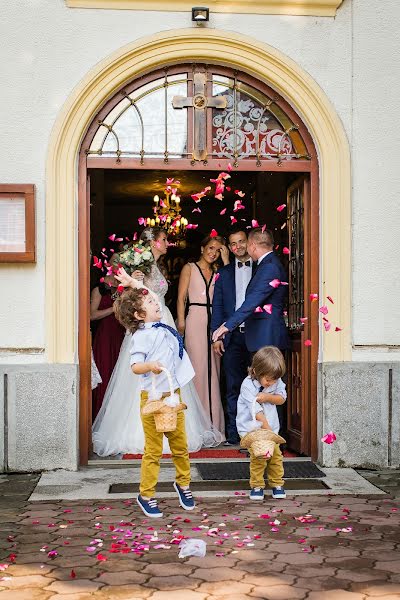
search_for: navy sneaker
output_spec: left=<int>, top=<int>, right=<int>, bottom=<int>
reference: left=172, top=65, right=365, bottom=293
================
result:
left=173, top=482, right=195, bottom=511
left=137, top=495, right=163, bottom=518
left=249, top=487, right=265, bottom=501
left=272, top=486, right=287, bottom=499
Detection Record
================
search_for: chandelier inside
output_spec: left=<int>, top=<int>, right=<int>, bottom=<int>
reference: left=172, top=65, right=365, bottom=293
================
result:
left=145, top=180, right=188, bottom=238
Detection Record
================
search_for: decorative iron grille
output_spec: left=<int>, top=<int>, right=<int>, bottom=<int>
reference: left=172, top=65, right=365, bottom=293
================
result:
left=87, top=67, right=310, bottom=165
left=287, top=183, right=304, bottom=331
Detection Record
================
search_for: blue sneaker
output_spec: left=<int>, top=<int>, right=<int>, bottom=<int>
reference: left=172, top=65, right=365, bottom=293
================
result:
left=272, top=486, right=287, bottom=499
left=249, top=487, right=265, bottom=501
left=173, top=482, right=195, bottom=511
left=137, top=495, right=163, bottom=518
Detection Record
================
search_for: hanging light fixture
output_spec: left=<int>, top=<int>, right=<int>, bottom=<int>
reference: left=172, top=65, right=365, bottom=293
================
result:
left=148, top=180, right=188, bottom=239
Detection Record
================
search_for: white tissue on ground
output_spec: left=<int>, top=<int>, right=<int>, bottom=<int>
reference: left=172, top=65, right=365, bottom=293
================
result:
left=178, top=538, right=207, bottom=558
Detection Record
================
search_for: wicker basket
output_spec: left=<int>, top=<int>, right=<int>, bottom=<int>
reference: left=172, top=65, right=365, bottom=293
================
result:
left=141, top=367, right=187, bottom=433
left=240, top=429, right=286, bottom=459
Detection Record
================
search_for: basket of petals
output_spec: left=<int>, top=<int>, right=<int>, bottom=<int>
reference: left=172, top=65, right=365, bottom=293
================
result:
left=141, top=367, right=186, bottom=432
left=240, top=429, right=286, bottom=458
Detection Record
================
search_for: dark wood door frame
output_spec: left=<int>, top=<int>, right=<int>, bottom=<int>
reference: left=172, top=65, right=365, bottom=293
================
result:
left=77, top=66, right=319, bottom=466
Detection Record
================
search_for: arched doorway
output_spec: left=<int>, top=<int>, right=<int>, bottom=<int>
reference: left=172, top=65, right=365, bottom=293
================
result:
left=79, top=63, right=319, bottom=463
left=45, top=29, right=351, bottom=469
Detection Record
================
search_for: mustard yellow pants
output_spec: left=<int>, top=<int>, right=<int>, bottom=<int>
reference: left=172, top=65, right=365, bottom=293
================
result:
left=139, top=390, right=191, bottom=498
left=248, top=442, right=285, bottom=489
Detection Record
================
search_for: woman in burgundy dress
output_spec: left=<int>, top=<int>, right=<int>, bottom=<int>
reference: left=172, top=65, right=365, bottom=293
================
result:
left=91, top=276, right=125, bottom=418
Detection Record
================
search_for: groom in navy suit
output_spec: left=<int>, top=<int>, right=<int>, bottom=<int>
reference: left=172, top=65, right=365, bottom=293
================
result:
left=212, top=228, right=290, bottom=442
left=211, top=227, right=254, bottom=444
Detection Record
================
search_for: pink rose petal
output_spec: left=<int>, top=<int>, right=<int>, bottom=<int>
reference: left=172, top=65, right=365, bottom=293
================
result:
left=321, top=431, right=337, bottom=444
left=269, top=279, right=281, bottom=288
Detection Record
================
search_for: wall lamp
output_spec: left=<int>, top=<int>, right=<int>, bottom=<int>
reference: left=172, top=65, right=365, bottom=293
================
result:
left=192, top=7, right=210, bottom=24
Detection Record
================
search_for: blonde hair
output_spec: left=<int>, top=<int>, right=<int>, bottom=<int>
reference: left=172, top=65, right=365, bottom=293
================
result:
left=249, top=346, right=286, bottom=381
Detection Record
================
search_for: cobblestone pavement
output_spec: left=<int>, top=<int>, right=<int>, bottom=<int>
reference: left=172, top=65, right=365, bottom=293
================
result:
left=0, top=471, right=399, bottom=600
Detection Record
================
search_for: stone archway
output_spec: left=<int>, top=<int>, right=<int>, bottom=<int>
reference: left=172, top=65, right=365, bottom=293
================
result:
left=46, top=28, right=351, bottom=367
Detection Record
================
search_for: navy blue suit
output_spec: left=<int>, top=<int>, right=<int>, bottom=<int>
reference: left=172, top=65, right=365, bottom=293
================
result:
left=211, top=261, right=253, bottom=443
left=224, top=252, right=290, bottom=353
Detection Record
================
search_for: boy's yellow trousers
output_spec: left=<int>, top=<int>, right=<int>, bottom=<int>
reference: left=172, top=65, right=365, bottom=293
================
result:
left=248, top=442, right=285, bottom=489
left=139, top=390, right=191, bottom=498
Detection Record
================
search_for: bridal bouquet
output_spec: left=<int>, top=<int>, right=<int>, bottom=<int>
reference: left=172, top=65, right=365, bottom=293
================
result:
left=117, top=241, right=154, bottom=275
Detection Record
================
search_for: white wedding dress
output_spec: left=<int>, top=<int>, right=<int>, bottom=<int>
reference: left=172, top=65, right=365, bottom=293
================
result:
left=92, top=263, right=225, bottom=456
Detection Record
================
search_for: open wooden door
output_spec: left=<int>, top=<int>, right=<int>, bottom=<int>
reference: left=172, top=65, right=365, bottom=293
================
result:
left=285, top=175, right=318, bottom=456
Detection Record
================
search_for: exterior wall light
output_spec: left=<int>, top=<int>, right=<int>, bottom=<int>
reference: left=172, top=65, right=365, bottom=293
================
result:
left=192, top=7, right=209, bottom=24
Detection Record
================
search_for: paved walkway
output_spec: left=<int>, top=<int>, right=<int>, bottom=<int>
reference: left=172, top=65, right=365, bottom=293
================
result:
left=0, top=471, right=399, bottom=600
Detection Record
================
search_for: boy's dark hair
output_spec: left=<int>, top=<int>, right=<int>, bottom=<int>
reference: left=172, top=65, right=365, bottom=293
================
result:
left=250, top=346, right=286, bottom=381
left=114, top=287, right=149, bottom=333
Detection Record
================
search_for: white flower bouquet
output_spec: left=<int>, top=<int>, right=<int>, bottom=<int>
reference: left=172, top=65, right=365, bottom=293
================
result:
left=117, top=241, right=154, bottom=275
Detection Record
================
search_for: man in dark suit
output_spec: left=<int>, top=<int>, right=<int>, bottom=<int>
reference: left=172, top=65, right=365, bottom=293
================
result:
left=212, top=227, right=290, bottom=357
left=211, top=227, right=254, bottom=445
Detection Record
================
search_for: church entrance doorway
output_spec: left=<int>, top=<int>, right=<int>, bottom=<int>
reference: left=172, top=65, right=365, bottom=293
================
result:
left=79, top=64, right=319, bottom=465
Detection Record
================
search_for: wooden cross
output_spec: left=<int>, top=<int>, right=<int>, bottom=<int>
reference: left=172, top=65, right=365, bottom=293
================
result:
left=172, top=72, right=227, bottom=162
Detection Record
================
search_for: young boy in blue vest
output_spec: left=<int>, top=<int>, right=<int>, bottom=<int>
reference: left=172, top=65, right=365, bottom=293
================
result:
left=114, top=287, right=195, bottom=518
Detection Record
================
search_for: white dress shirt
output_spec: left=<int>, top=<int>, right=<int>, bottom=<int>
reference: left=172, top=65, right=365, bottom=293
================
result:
left=130, top=322, right=195, bottom=393
left=236, top=376, right=287, bottom=437
left=235, top=257, right=253, bottom=311
left=257, top=250, right=273, bottom=265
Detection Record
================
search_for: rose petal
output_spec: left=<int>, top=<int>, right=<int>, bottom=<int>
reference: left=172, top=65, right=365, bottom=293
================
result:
left=269, top=279, right=281, bottom=288
left=321, top=431, right=337, bottom=444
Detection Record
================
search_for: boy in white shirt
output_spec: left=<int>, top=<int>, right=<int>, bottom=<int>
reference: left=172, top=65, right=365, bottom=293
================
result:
left=236, top=346, right=287, bottom=501
left=114, top=287, right=195, bottom=518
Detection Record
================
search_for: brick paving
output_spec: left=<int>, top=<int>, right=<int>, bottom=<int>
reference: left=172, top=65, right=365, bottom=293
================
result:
left=0, top=471, right=399, bottom=599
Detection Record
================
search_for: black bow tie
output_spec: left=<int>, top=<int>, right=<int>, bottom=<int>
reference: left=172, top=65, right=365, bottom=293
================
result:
left=237, top=260, right=251, bottom=268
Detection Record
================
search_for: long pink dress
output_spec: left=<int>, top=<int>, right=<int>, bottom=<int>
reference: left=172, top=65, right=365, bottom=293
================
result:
left=184, top=263, right=225, bottom=434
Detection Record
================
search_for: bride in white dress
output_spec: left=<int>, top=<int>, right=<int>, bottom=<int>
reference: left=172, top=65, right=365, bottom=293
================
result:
left=92, top=227, right=225, bottom=456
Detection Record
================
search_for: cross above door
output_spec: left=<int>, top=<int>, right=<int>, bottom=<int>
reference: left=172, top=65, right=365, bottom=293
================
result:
left=172, top=72, right=227, bottom=162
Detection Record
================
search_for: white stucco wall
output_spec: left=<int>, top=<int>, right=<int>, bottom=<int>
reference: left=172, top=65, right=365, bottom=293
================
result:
left=0, top=0, right=399, bottom=361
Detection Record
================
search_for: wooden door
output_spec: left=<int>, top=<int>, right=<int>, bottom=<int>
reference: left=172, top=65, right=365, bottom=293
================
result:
left=286, top=175, right=317, bottom=456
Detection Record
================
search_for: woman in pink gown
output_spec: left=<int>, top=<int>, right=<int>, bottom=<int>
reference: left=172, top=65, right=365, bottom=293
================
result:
left=177, top=235, right=230, bottom=434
